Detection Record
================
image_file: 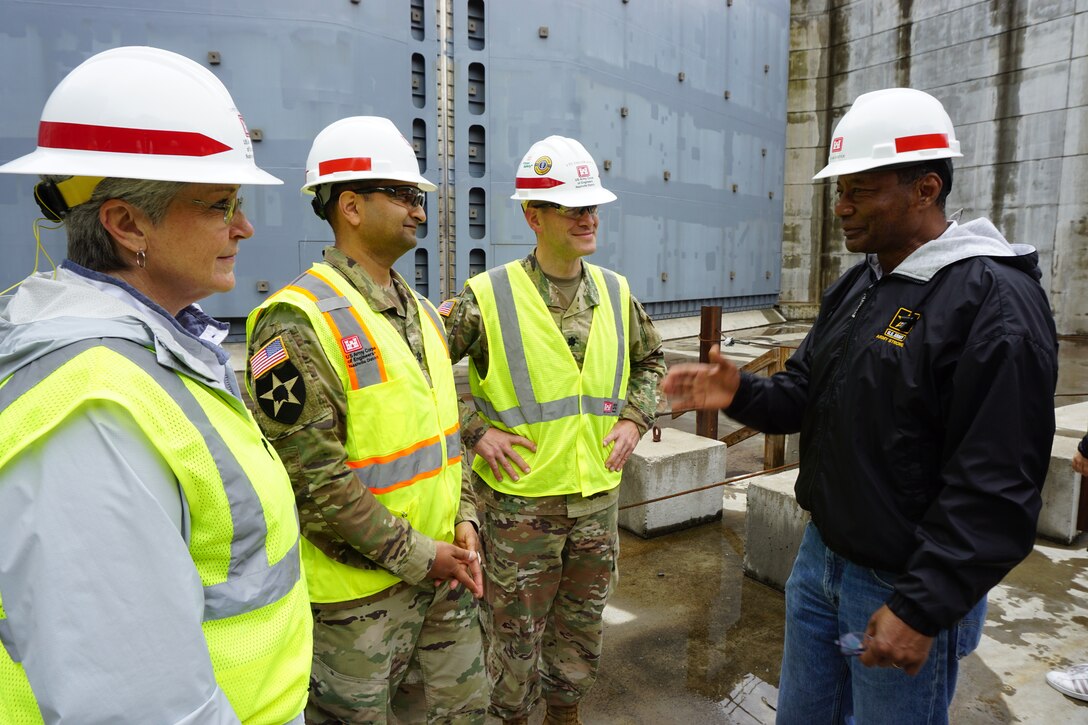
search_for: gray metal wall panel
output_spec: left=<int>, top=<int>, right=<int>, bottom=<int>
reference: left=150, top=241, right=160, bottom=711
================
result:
left=0, top=0, right=789, bottom=321
left=454, top=0, right=789, bottom=316
left=0, top=0, right=440, bottom=316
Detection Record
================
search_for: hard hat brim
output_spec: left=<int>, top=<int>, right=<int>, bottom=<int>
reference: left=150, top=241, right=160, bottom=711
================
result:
left=301, top=171, right=437, bottom=195
left=813, top=149, right=962, bottom=180
left=509, top=186, right=617, bottom=206
left=0, top=147, right=284, bottom=185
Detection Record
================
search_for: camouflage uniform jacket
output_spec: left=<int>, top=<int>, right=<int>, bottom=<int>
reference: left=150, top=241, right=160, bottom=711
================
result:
left=442, top=252, right=665, bottom=516
left=248, top=246, right=477, bottom=606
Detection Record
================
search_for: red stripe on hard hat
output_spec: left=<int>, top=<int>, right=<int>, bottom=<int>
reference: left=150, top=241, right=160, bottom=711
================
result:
left=515, top=177, right=565, bottom=189
left=319, top=157, right=373, bottom=175
left=38, top=121, right=231, bottom=156
left=895, top=133, right=949, bottom=153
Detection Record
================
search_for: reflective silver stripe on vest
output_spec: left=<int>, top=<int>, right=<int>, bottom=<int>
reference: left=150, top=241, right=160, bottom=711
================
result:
left=354, top=428, right=461, bottom=493
left=0, top=339, right=300, bottom=622
left=291, top=269, right=384, bottom=388
left=446, top=429, right=461, bottom=459
left=354, top=439, right=440, bottom=493
left=599, top=268, right=628, bottom=401
left=480, top=265, right=627, bottom=426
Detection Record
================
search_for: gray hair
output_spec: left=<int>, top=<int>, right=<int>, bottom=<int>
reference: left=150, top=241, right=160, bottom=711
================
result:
left=47, top=176, right=186, bottom=272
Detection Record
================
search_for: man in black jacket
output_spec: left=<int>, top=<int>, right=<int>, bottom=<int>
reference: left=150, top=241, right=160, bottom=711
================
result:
left=663, top=88, right=1058, bottom=725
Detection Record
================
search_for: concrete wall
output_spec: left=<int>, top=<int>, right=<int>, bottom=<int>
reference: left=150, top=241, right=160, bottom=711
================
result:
left=785, top=0, right=1088, bottom=334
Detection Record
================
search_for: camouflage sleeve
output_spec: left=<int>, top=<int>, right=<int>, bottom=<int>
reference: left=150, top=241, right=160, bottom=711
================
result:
left=457, top=455, right=480, bottom=529
left=441, top=286, right=492, bottom=450
left=246, top=303, right=435, bottom=585
left=621, top=295, right=666, bottom=435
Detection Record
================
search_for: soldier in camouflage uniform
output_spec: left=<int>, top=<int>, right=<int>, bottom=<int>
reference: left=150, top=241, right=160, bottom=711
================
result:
left=246, top=117, right=488, bottom=724
left=441, top=136, right=665, bottom=725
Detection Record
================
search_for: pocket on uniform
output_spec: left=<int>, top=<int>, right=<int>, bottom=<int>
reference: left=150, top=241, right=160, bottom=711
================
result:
left=309, top=654, right=389, bottom=723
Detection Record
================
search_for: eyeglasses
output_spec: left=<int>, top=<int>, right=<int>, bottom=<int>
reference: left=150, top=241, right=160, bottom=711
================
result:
left=191, top=196, right=244, bottom=225
left=533, top=202, right=599, bottom=219
left=353, top=185, right=426, bottom=209
left=835, top=631, right=870, bottom=656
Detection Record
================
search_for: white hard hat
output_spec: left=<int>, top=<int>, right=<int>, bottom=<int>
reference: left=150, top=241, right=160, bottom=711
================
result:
left=813, top=88, right=962, bottom=179
left=301, top=116, right=436, bottom=195
left=510, top=136, right=617, bottom=206
left=0, top=46, right=281, bottom=185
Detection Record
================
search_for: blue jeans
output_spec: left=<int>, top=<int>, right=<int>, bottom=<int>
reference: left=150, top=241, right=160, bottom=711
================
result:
left=776, top=523, right=986, bottom=725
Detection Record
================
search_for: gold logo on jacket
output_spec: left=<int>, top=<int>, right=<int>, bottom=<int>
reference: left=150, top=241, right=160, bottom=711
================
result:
left=876, top=307, right=921, bottom=348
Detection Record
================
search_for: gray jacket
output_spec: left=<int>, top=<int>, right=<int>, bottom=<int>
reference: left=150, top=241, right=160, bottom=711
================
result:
left=0, top=263, right=297, bottom=724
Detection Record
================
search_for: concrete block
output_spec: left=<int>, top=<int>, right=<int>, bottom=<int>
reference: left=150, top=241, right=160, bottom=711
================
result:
left=1055, top=401, right=1088, bottom=438
left=618, top=428, right=726, bottom=538
left=654, top=309, right=785, bottom=342
left=1038, top=434, right=1085, bottom=544
left=743, top=468, right=809, bottom=591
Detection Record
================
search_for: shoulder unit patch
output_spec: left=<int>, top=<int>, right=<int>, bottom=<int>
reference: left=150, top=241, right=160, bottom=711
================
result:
left=254, top=359, right=306, bottom=425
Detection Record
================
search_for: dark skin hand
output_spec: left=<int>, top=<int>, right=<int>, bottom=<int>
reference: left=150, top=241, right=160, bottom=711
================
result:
left=859, top=605, right=934, bottom=676
left=659, top=344, right=740, bottom=412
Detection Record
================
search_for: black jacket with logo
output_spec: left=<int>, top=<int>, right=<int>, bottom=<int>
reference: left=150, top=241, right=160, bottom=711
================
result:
left=729, top=218, right=1058, bottom=636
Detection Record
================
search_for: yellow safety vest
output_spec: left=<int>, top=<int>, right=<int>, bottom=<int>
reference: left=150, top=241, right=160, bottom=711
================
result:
left=0, top=339, right=311, bottom=725
left=248, top=263, right=462, bottom=604
left=467, top=261, right=631, bottom=497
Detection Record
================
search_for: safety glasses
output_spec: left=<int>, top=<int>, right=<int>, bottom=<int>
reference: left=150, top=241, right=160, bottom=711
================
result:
left=353, top=185, right=426, bottom=209
left=534, top=202, right=599, bottom=219
left=191, top=195, right=243, bottom=225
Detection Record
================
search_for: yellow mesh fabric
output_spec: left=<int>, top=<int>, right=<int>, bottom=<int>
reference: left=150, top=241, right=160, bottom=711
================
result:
left=249, top=284, right=352, bottom=393
left=466, top=272, right=519, bottom=412
left=0, top=348, right=233, bottom=583
left=203, top=580, right=310, bottom=724
left=0, top=345, right=311, bottom=722
left=0, top=596, right=45, bottom=725
left=468, top=263, right=631, bottom=497
left=183, top=379, right=299, bottom=563
left=254, top=266, right=462, bottom=604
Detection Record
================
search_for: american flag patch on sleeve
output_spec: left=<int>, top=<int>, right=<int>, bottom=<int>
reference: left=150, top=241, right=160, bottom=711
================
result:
left=437, top=298, right=456, bottom=317
left=250, top=336, right=289, bottom=379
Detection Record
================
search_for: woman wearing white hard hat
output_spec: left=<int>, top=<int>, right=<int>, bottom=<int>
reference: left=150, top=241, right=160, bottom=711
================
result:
left=0, top=46, right=311, bottom=724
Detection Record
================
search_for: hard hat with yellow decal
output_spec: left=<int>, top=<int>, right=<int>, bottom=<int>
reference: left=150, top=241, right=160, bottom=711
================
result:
left=510, top=136, right=617, bottom=206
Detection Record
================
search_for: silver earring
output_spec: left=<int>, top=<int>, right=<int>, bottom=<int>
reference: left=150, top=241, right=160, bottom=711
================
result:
left=135, top=248, right=146, bottom=269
